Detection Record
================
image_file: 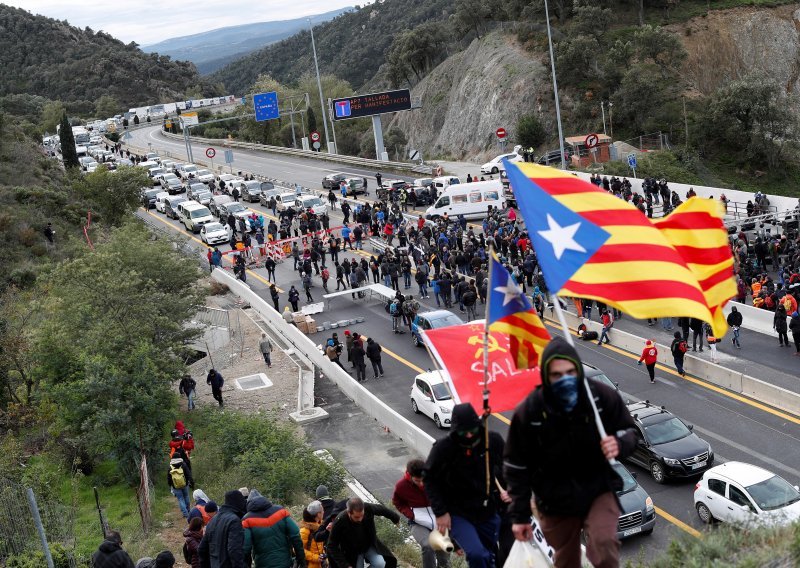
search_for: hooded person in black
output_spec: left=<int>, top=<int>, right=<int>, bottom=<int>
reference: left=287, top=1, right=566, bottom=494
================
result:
left=503, top=336, right=636, bottom=568
left=424, top=403, right=505, bottom=568
left=198, top=490, right=248, bottom=568
left=91, top=531, right=135, bottom=568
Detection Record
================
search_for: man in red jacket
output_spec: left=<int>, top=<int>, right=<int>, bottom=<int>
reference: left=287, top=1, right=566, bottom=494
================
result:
left=392, top=460, right=450, bottom=568
left=638, top=339, right=658, bottom=384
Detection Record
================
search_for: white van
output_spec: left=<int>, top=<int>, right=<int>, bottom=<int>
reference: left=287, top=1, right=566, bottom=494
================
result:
left=432, top=176, right=461, bottom=191
left=424, top=179, right=505, bottom=220
left=178, top=201, right=214, bottom=233
left=154, top=191, right=170, bottom=213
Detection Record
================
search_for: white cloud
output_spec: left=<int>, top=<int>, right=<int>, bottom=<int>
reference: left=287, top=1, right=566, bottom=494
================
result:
left=5, top=0, right=360, bottom=45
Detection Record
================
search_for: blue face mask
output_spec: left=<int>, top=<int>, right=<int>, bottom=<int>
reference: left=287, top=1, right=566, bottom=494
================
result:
left=550, top=375, right=579, bottom=413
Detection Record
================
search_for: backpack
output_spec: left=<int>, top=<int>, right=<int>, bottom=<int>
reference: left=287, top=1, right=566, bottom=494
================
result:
left=389, top=302, right=398, bottom=315
left=678, top=340, right=688, bottom=353
left=170, top=461, right=187, bottom=489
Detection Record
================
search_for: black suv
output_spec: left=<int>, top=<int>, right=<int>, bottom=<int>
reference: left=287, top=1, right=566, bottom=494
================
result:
left=625, top=401, right=714, bottom=483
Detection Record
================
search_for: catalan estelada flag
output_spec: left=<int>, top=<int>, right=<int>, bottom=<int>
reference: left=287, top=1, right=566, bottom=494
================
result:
left=504, top=161, right=736, bottom=337
left=487, top=252, right=551, bottom=368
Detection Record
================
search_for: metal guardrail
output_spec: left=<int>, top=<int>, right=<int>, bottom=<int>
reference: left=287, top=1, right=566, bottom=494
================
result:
left=158, top=129, right=435, bottom=174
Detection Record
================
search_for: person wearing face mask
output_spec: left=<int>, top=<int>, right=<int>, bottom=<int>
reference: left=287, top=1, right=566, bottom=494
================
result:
left=424, top=404, right=506, bottom=568
left=503, top=336, right=636, bottom=568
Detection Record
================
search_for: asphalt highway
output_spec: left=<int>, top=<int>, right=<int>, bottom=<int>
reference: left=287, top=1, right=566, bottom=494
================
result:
left=133, top=134, right=800, bottom=563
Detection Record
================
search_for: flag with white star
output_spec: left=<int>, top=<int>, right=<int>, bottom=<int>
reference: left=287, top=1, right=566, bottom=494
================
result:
left=503, top=160, right=736, bottom=337
left=487, top=253, right=551, bottom=369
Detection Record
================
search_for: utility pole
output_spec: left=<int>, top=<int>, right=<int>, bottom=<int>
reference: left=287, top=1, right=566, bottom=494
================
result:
left=544, top=0, right=567, bottom=170
left=309, top=20, right=333, bottom=154
left=601, top=102, right=607, bottom=136
left=683, top=96, right=689, bottom=147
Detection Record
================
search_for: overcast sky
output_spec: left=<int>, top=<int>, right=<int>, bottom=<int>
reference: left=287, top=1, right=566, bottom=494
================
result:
left=5, top=1, right=360, bottom=45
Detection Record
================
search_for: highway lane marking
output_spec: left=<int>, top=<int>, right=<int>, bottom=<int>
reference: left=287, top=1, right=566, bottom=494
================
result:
left=692, top=424, right=800, bottom=479
left=543, top=318, right=800, bottom=426
left=654, top=507, right=702, bottom=539
left=596, top=341, right=800, bottom=425
left=141, top=209, right=283, bottom=291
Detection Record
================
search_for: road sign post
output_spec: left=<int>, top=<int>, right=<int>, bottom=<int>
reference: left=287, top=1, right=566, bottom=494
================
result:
left=225, top=149, right=234, bottom=173
left=496, top=127, right=507, bottom=140
left=627, top=153, right=637, bottom=178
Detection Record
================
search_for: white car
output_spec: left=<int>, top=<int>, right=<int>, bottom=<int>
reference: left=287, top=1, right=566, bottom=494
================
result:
left=295, top=195, right=328, bottom=215
left=200, top=222, right=232, bottom=245
left=480, top=150, right=523, bottom=175
left=194, top=169, right=214, bottom=184
left=410, top=371, right=454, bottom=429
left=276, top=192, right=298, bottom=212
left=161, top=159, right=178, bottom=172
left=694, top=462, right=800, bottom=528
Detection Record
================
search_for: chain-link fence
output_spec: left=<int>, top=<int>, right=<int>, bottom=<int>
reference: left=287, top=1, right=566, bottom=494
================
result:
left=0, top=477, right=78, bottom=567
left=188, top=306, right=243, bottom=375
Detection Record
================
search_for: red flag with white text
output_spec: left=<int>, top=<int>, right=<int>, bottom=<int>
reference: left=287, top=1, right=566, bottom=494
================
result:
left=422, top=320, right=542, bottom=415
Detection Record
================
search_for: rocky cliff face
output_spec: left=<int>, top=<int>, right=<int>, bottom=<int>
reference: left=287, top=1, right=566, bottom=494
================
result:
left=677, top=5, right=800, bottom=97
left=389, top=33, right=550, bottom=161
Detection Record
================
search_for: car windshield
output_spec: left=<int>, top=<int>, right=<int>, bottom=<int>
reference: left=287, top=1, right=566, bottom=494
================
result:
left=183, top=165, right=197, bottom=172
left=746, top=475, right=800, bottom=511
left=245, top=182, right=261, bottom=190
left=195, top=191, right=211, bottom=200
left=588, top=372, right=616, bottom=390
left=430, top=314, right=462, bottom=328
left=196, top=170, right=211, bottom=176
left=431, top=382, right=452, bottom=401
left=281, top=195, right=295, bottom=203
left=205, top=223, right=225, bottom=232
left=190, top=184, right=205, bottom=191
left=191, top=208, right=210, bottom=218
left=226, top=204, right=247, bottom=213
left=304, top=197, right=322, bottom=206
left=644, top=417, right=692, bottom=445
left=612, top=464, right=638, bottom=494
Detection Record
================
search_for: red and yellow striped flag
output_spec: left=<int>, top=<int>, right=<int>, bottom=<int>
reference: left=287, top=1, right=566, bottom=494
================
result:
left=506, top=162, right=736, bottom=336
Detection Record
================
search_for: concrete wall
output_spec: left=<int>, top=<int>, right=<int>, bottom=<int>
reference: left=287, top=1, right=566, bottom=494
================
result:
left=211, top=269, right=436, bottom=456
left=563, top=311, right=799, bottom=416
left=722, top=301, right=789, bottom=337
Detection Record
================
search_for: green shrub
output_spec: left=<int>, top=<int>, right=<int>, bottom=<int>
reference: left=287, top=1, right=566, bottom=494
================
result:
left=6, top=542, right=74, bottom=568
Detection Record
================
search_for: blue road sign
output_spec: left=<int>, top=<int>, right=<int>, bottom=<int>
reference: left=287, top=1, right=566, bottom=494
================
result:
left=224, top=149, right=234, bottom=164
left=241, top=96, right=246, bottom=105
left=627, top=153, right=637, bottom=169
left=253, top=91, right=279, bottom=122
left=334, top=99, right=351, bottom=119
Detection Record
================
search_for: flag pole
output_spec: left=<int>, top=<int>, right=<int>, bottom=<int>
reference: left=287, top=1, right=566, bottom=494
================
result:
left=481, top=249, right=495, bottom=507
left=552, top=298, right=616, bottom=464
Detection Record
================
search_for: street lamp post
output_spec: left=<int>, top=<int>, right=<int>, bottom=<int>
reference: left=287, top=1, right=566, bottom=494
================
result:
left=544, top=0, right=567, bottom=170
left=309, top=19, right=333, bottom=154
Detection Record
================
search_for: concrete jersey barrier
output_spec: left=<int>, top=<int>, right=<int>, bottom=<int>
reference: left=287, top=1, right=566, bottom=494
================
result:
left=563, top=310, right=800, bottom=416
left=210, top=268, right=437, bottom=457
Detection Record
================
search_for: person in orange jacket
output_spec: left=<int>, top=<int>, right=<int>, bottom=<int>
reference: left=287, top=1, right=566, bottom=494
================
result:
left=638, top=339, right=658, bottom=384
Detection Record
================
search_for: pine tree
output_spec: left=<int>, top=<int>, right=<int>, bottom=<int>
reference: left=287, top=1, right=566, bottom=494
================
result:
left=59, top=113, right=79, bottom=169
left=307, top=107, right=317, bottom=136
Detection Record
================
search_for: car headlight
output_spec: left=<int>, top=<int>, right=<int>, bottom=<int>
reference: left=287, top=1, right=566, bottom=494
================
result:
left=645, top=496, right=654, bottom=512
left=439, top=406, right=451, bottom=414
left=663, top=457, right=681, bottom=466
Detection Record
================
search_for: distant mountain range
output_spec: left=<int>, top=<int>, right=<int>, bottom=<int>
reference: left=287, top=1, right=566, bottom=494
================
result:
left=142, top=8, right=352, bottom=74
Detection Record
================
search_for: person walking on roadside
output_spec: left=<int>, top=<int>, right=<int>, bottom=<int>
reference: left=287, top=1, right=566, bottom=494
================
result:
left=327, top=497, right=400, bottom=568
left=270, top=284, right=280, bottom=311
left=259, top=333, right=273, bottom=368
left=351, top=339, right=367, bottom=382
left=179, top=374, right=197, bottom=411
left=168, top=452, right=194, bottom=520
left=596, top=309, right=613, bottom=346
left=198, top=490, right=248, bottom=568
left=303, top=272, right=314, bottom=303
left=425, top=403, right=505, bottom=568
left=638, top=339, right=658, bottom=384
left=91, top=531, right=135, bottom=568
left=670, top=331, right=688, bottom=376
left=392, top=459, right=450, bottom=568
left=207, top=368, right=224, bottom=407
left=183, top=517, right=204, bottom=568
left=726, top=306, right=743, bottom=349
left=705, top=323, right=719, bottom=363
left=690, top=318, right=704, bottom=352
left=289, top=286, right=300, bottom=312
left=366, top=337, right=384, bottom=378
left=326, top=339, right=347, bottom=372
left=503, top=337, right=637, bottom=568
left=775, top=303, right=790, bottom=347
left=298, top=501, right=326, bottom=568
left=242, top=489, right=306, bottom=568
left=789, top=311, right=800, bottom=355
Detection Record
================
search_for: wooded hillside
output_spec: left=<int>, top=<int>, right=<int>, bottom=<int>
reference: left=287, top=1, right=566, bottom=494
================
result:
left=0, top=5, right=220, bottom=115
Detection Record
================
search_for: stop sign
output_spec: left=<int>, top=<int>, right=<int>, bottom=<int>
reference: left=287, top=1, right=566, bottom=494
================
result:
left=496, top=127, right=507, bottom=139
